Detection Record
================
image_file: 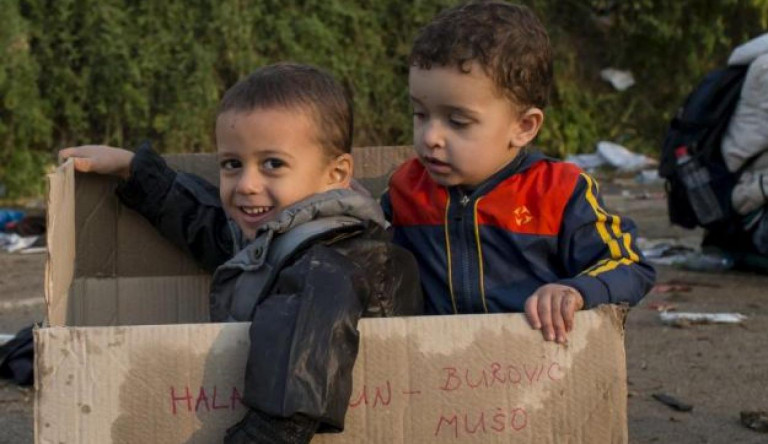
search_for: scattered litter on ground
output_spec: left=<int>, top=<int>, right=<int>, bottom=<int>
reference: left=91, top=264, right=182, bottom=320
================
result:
left=0, top=233, right=39, bottom=253
left=646, top=301, right=678, bottom=312
left=663, top=279, right=721, bottom=289
left=636, top=169, right=664, bottom=185
left=7, top=215, right=46, bottom=236
left=650, top=284, right=691, bottom=294
left=639, top=241, right=734, bottom=271
left=620, top=190, right=665, bottom=200
left=640, top=241, right=696, bottom=266
left=600, top=68, right=636, bottom=91
left=660, top=312, right=747, bottom=327
left=652, top=393, right=693, bottom=412
left=741, top=411, right=768, bottom=433
left=0, top=209, right=25, bottom=232
left=567, top=141, right=656, bottom=172
left=680, top=252, right=735, bottom=271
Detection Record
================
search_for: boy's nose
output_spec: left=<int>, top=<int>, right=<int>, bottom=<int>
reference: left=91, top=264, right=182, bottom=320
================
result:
left=235, top=168, right=264, bottom=194
left=421, top=120, right=445, bottom=150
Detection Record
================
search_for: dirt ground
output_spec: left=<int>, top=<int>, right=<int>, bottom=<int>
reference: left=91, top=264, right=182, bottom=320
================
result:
left=1, top=178, right=768, bottom=443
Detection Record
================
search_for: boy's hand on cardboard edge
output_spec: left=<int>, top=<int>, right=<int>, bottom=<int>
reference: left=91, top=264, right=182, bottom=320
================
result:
left=58, top=145, right=134, bottom=180
left=524, top=284, right=584, bottom=344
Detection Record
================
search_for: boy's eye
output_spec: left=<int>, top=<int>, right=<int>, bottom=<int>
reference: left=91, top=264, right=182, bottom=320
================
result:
left=412, top=110, right=426, bottom=119
left=449, top=116, right=472, bottom=128
left=220, top=159, right=242, bottom=170
left=262, top=158, right=286, bottom=170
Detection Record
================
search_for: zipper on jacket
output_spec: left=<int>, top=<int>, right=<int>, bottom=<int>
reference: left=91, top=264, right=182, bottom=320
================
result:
left=450, top=189, right=482, bottom=313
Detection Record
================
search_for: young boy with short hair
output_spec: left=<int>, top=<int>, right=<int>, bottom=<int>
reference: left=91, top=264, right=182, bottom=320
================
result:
left=60, top=63, right=422, bottom=443
left=382, top=1, right=655, bottom=344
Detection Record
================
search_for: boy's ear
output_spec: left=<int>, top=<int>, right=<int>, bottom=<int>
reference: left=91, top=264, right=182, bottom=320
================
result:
left=510, top=107, right=544, bottom=148
left=328, top=153, right=354, bottom=188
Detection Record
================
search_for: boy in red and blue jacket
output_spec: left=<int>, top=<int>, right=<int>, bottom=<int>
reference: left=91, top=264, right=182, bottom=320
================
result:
left=382, top=1, right=655, bottom=344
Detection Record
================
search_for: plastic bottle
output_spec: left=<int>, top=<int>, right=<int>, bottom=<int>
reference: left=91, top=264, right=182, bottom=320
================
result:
left=680, top=252, right=734, bottom=272
left=674, top=145, right=723, bottom=225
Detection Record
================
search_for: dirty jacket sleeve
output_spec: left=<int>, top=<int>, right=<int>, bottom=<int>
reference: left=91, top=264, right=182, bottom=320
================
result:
left=242, top=243, right=368, bottom=435
left=555, top=173, right=656, bottom=308
left=115, top=144, right=233, bottom=272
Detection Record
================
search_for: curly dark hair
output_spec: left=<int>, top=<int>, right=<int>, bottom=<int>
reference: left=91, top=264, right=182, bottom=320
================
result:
left=218, top=63, right=353, bottom=156
left=410, top=1, right=553, bottom=110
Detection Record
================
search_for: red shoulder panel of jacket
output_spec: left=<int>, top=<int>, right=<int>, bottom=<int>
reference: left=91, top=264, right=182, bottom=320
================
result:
left=477, top=160, right=582, bottom=235
left=388, top=159, right=447, bottom=226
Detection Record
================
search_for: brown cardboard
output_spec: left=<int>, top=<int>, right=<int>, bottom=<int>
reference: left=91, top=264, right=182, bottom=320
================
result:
left=36, top=308, right=627, bottom=443
left=37, top=146, right=628, bottom=443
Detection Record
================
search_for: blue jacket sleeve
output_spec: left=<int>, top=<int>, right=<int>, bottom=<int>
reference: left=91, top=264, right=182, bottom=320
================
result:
left=115, top=143, right=234, bottom=272
left=555, top=173, right=656, bottom=308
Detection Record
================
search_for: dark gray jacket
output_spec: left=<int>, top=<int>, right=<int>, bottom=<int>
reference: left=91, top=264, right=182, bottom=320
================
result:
left=117, top=146, right=423, bottom=443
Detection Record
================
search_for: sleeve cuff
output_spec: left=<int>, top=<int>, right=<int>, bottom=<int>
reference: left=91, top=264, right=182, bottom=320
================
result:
left=115, top=142, right=177, bottom=223
left=557, top=275, right=611, bottom=309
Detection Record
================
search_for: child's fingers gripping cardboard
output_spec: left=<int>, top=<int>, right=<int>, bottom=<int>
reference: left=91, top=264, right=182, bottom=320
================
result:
left=58, top=145, right=134, bottom=179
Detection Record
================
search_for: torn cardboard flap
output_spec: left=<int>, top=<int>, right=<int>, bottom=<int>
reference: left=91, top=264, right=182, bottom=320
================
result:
left=45, top=160, right=75, bottom=327
left=35, top=306, right=627, bottom=443
left=44, top=146, right=414, bottom=327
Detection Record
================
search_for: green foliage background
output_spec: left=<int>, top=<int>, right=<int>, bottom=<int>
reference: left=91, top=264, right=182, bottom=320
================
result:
left=1, top=0, right=767, bottom=197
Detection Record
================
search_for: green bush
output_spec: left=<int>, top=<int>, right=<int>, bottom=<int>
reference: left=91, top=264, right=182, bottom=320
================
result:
left=1, top=0, right=767, bottom=197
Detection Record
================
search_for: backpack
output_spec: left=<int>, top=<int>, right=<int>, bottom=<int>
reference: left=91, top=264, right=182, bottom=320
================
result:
left=659, top=64, right=749, bottom=230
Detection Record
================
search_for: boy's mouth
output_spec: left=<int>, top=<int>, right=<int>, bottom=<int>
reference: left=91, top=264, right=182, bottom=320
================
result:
left=422, top=156, right=453, bottom=174
left=239, top=205, right=272, bottom=215
left=237, top=205, right=275, bottom=226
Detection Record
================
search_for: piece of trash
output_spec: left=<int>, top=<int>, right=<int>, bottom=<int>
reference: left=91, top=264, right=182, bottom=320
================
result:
left=565, top=153, right=606, bottom=170
left=0, top=334, right=14, bottom=346
left=652, top=393, right=693, bottom=412
left=741, top=411, right=768, bottom=433
left=679, top=252, right=734, bottom=272
left=0, top=233, right=38, bottom=253
left=636, top=169, right=663, bottom=185
left=662, top=278, right=722, bottom=289
left=650, top=284, right=691, bottom=294
left=600, top=68, right=636, bottom=91
left=640, top=242, right=696, bottom=266
left=646, top=301, right=678, bottom=312
left=566, top=142, right=656, bottom=172
left=597, top=141, right=655, bottom=172
left=660, top=312, right=747, bottom=327
left=0, top=209, right=25, bottom=232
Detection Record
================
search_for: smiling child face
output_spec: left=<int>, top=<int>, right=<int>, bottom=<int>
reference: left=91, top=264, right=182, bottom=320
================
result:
left=216, top=107, right=344, bottom=240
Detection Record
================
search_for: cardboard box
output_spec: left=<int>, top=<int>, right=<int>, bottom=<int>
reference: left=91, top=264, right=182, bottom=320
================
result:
left=36, top=147, right=629, bottom=443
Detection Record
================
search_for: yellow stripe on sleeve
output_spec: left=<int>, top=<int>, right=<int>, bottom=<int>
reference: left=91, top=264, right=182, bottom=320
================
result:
left=579, top=173, right=641, bottom=277
left=581, top=174, right=622, bottom=258
left=579, top=258, right=610, bottom=276
left=587, top=258, right=635, bottom=277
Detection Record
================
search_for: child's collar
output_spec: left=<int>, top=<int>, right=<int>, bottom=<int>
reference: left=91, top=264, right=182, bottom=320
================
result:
left=449, top=148, right=545, bottom=200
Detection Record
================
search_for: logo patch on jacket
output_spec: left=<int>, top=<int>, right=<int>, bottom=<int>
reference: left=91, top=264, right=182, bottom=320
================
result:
left=513, top=205, right=533, bottom=226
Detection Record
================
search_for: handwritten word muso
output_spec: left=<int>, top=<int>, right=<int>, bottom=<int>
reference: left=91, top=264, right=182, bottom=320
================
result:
left=439, top=361, right=564, bottom=392
left=435, top=407, right=528, bottom=438
left=169, top=386, right=246, bottom=414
